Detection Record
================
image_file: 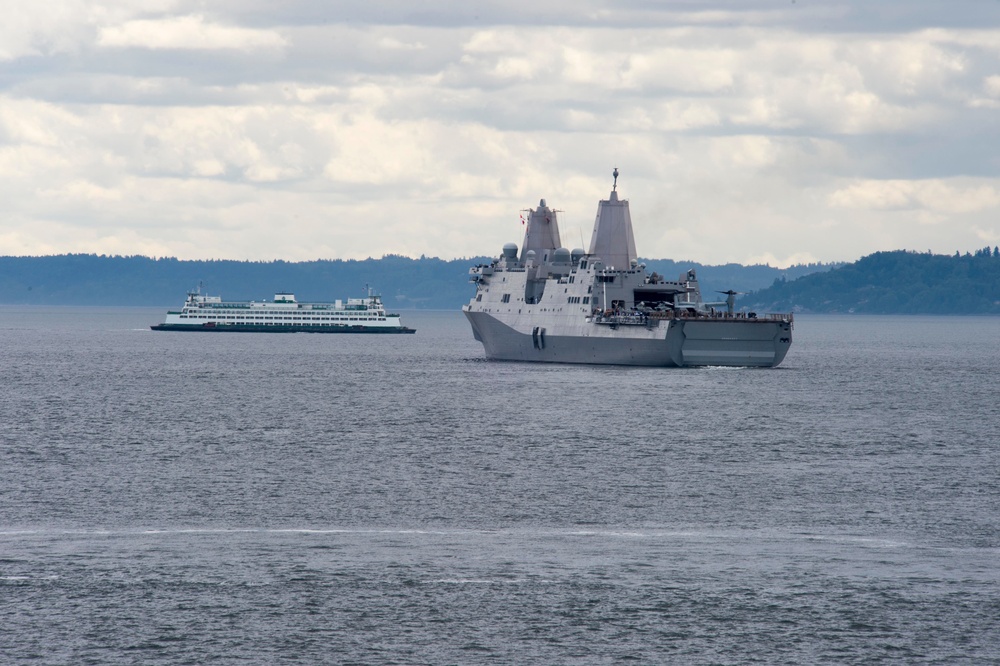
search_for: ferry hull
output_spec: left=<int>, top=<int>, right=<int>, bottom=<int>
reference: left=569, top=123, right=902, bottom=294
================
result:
left=151, top=324, right=415, bottom=334
left=464, top=311, right=791, bottom=367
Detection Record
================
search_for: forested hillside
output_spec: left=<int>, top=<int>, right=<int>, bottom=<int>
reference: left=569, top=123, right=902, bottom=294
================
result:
left=744, top=248, right=1000, bottom=314
left=0, top=254, right=488, bottom=309
left=5, top=250, right=996, bottom=313
left=0, top=254, right=836, bottom=309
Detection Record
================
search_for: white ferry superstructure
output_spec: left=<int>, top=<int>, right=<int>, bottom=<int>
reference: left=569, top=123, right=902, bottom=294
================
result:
left=151, top=289, right=415, bottom=334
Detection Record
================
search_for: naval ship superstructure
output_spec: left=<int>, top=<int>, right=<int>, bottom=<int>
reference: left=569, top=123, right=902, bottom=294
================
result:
left=463, top=171, right=793, bottom=367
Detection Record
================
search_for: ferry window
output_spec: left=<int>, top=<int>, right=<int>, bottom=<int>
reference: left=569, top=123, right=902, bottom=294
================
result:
left=476, top=294, right=483, bottom=301
left=501, top=294, right=511, bottom=303
left=583, top=297, right=590, bottom=304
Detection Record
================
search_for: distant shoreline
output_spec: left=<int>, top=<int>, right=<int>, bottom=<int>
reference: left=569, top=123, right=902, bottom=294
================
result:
left=3, top=250, right=997, bottom=314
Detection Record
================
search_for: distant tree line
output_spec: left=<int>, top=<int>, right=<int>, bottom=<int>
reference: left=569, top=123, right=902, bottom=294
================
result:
left=744, top=249, right=1000, bottom=315
left=0, top=253, right=839, bottom=309
left=965, top=246, right=1000, bottom=258
left=0, top=254, right=489, bottom=309
left=5, top=250, right=996, bottom=314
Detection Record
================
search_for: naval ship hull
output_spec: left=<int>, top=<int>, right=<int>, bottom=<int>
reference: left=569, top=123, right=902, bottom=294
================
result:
left=464, top=172, right=795, bottom=368
left=464, top=311, right=791, bottom=367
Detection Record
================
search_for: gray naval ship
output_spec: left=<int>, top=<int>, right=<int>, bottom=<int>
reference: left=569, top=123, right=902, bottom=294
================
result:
left=463, top=170, right=793, bottom=367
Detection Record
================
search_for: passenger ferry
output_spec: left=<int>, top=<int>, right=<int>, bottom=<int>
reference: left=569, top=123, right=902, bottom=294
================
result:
left=151, top=287, right=415, bottom=334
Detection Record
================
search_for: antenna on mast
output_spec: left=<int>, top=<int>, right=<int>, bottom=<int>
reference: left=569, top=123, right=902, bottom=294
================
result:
left=612, top=167, right=619, bottom=192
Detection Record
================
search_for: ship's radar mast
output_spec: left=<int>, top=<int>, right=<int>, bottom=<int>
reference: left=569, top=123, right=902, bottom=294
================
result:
left=588, top=167, right=636, bottom=270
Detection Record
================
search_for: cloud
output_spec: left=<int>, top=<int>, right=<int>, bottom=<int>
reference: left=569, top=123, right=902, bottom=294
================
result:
left=97, top=14, right=287, bottom=51
left=829, top=179, right=1000, bottom=215
left=984, top=76, right=1000, bottom=97
left=3, top=2, right=1000, bottom=266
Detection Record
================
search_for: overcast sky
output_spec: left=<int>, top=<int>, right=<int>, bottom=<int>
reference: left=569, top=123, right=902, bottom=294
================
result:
left=3, top=1, right=1000, bottom=266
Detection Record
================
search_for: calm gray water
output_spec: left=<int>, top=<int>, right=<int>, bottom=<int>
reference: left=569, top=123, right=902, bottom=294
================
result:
left=1, top=308, right=998, bottom=664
